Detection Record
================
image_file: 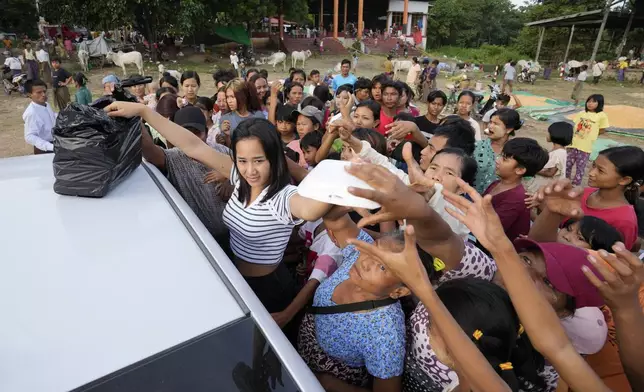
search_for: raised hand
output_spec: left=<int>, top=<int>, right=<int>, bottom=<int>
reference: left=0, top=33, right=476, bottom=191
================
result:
left=583, top=243, right=644, bottom=311
left=346, top=163, right=432, bottom=226
left=348, top=225, right=430, bottom=291
left=385, top=120, right=417, bottom=140
left=442, top=177, right=509, bottom=253
left=534, top=179, right=584, bottom=218
left=403, top=142, right=435, bottom=200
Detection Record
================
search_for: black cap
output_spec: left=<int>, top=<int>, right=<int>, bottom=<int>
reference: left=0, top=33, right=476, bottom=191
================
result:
left=173, top=106, right=206, bottom=133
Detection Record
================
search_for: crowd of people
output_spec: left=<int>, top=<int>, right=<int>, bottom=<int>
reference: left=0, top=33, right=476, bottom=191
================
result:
left=19, top=56, right=644, bottom=391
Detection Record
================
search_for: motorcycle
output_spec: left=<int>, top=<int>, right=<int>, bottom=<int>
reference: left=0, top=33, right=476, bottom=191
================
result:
left=517, top=67, right=537, bottom=84
left=2, top=65, right=28, bottom=96
left=479, top=81, right=502, bottom=116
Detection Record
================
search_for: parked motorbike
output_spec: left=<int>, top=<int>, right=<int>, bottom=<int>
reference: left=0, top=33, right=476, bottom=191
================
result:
left=479, top=81, right=502, bottom=116
left=517, top=67, right=537, bottom=84
left=2, top=65, right=28, bottom=96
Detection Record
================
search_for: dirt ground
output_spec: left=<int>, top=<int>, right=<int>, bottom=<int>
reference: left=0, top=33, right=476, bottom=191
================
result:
left=2, top=53, right=643, bottom=158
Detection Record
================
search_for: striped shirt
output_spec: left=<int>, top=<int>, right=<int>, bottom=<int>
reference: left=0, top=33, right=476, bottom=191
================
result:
left=223, top=169, right=302, bottom=264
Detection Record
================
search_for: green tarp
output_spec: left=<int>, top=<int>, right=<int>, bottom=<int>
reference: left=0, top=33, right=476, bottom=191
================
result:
left=213, top=25, right=251, bottom=46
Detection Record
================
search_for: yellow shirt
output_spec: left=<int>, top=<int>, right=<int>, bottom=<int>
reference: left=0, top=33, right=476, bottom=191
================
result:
left=384, top=60, right=393, bottom=73
left=569, top=111, right=609, bottom=153
left=619, top=60, right=628, bottom=70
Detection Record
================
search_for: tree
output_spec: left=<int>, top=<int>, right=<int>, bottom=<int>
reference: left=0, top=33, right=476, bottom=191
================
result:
left=427, top=0, right=524, bottom=47
left=0, top=0, right=40, bottom=36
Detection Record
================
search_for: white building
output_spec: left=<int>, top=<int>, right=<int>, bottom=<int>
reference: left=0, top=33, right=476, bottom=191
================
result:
left=386, top=0, right=430, bottom=48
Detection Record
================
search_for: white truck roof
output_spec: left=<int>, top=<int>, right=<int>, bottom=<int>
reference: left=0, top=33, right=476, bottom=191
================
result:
left=0, top=155, right=322, bottom=392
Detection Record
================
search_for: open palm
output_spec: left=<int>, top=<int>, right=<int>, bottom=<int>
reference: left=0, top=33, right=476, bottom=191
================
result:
left=534, top=179, right=584, bottom=218
left=442, top=177, right=510, bottom=252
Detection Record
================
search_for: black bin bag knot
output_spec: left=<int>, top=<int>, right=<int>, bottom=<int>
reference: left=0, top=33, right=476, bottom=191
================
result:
left=52, top=103, right=142, bottom=198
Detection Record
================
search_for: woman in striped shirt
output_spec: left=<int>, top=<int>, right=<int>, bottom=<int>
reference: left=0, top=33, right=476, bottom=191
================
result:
left=105, top=102, right=332, bottom=330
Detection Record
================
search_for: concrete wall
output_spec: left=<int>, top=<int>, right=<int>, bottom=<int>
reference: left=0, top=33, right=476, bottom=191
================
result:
left=387, top=0, right=429, bottom=13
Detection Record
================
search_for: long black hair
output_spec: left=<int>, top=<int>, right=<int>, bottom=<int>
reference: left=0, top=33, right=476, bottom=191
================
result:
left=585, top=94, right=604, bottom=113
left=561, top=216, right=623, bottom=251
left=599, top=146, right=644, bottom=206
left=231, top=118, right=291, bottom=204
left=436, top=278, right=546, bottom=391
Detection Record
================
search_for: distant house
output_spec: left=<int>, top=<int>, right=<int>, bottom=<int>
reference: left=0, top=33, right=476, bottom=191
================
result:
left=386, top=0, right=430, bottom=48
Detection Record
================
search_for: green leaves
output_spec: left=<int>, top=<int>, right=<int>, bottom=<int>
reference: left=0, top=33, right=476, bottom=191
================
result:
left=0, top=0, right=39, bottom=36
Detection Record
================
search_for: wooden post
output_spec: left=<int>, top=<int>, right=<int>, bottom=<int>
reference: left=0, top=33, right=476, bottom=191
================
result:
left=333, top=0, right=339, bottom=39
left=535, top=27, right=545, bottom=62
left=320, top=0, right=324, bottom=31
left=563, top=25, right=575, bottom=64
left=344, top=0, right=348, bottom=31
left=590, top=0, right=612, bottom=62
left=357, top=0, right=364, bottom=39
left=403, top=0, right=409, bottom=35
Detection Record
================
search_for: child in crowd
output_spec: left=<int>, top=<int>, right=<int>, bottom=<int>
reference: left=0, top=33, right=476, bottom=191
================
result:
left=305, top=69, right=321, bottom=96
left=484, top=137, right=548, bottom=242
left=73, top=72, right=92, bottom=105
left=143, top=80, right=159, bottom=110
left=524, top=121, right=573, bottom=196
left=300, top=130, right=323, bottom=169
left=271, top=217, right=344, bottom=329
left=481, top=93, right=522, bottom=128
left=50, top=57, right=72, bottom=111
left=370, top=74, right=388, bottom=104
left=275, top=103, right=298, bottom=146
left=353, top=77, right=372, bottom=104
left=580, top=146, right=644, bottom=251
left=567, top=94, right=609, bottom=186
left=571, top=65, right=588, bottom=105
left=376, top=80, right=401, bottom=135
left=23, top=79, right=56, bottom=154
left=194, top=96, right=216, bottom=137
left=288, top=106, right=324, bottom=168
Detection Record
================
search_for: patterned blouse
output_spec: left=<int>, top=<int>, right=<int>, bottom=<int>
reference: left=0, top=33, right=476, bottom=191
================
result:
left=473, top=139, right=499, bottom=194
left=313, top=230, right=406, bottom=379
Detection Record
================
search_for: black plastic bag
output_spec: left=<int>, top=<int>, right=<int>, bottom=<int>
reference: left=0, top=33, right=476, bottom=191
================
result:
left=52, top=103, right=142, bottom=197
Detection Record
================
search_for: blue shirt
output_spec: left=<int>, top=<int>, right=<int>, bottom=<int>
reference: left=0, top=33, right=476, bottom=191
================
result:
left=313, top=230, right=406, bottom=379
left=332, top=73, right=357, bottom=91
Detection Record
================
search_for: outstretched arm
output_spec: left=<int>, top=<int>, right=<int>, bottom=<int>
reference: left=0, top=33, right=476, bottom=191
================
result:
left=105, top=102, right=233, bottom=176
left=443, top=178, right=610, bottom=392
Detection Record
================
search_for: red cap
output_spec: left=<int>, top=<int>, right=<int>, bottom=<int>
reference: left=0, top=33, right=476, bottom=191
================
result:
left=513, top=239, right=605, bottom=308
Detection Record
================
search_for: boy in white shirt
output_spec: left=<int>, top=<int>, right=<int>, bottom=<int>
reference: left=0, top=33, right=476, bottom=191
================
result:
left=23, top=80, right=57, bottom=154
left=571, top=64, right=588, bottom=105
left=3, top=54, right=23, bottom=77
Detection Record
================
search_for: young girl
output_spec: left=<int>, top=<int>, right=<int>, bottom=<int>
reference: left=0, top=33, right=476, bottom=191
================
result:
left=143, top=80, right=159, bottom=110
left=179, top=70, right=200, bottom=106
left=287, top=106, right=323, bottom=168
left=105, top=104, right=332, bottom=335
left=330, top=84, right=353, bottom=116
left=221, top=79, right=264, bottom=136
left=454, top=91, right=481, bottom=140
left=582, top=145, right=644, bottom=251
left=73, top=73, right=92, bottom=105
left=567, top=94, right=609, bottom=186
left=473, top=108, right=522, bottom=194
left=524, top=121, right=573, bottom=196
left=397, top=82, right=420, bottom=117
left=249, top=73, right=269, bottom=117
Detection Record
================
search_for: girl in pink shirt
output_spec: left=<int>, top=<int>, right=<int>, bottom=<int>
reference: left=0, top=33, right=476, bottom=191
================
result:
left=583, top=146, right=644, bottom=251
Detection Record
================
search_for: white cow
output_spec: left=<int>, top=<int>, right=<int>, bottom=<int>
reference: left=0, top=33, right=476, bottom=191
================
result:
left=392, top=60, right=412, bottom=78
left=78, top=49, right=90, bottom=72
left=158, top=64, right=181, bottom=81
left=291, top=50, right=312, bottom=68
left=105, top=51, right=144, bottom=77
left=267, top=52, right=287, bottom=71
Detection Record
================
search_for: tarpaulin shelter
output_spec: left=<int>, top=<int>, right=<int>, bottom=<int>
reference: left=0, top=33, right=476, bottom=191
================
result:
left=212, top=25, right=251, bottom=46
left=78, top=36, right=113, bottom=58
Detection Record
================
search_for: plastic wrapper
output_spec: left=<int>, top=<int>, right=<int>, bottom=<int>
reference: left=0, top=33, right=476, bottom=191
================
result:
left=52, top=103, right=142, bottom=197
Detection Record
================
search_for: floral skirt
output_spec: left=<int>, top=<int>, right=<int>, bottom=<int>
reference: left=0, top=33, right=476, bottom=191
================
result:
left=297, top=312, right=370, bottom=387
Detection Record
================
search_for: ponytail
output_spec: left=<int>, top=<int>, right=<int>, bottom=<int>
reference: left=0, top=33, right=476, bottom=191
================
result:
left=438, top=279, right=546, bottom=391
left=599, top=146, right=644, bottom=206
